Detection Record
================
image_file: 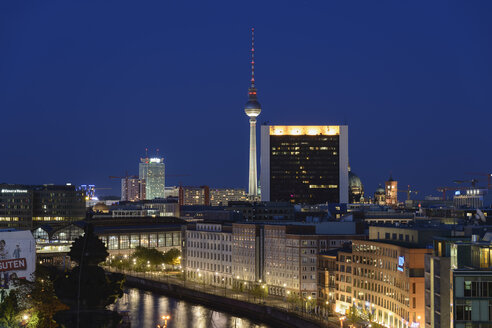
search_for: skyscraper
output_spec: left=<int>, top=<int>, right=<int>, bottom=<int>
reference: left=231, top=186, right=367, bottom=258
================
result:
left=139, top=157, right=165, bottom=200
left=260, top=125, right=349, bottom=204
left=244, top=28, right=261, bottom=197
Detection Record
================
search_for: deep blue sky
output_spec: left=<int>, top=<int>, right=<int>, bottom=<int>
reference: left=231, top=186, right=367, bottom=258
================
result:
left=1, top=0, right=491, bottom=198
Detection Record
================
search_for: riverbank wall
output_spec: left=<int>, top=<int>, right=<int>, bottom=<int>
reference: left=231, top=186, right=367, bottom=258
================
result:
left=124, top=275, right=332, bottom=328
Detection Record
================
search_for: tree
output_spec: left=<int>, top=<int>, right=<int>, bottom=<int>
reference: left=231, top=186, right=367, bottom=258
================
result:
left=132, top=247, right=166, bottom=268
left=0, top=291, right=19, bottom=328
left=162, top=248, right=181, bottom=266
left=68, top=225, right=108, bottom=266
left=54, top=224, right=124, bottom=328
left=16, top=267, right=69, bottom=328
left=347, top=306, right=364, bottom=325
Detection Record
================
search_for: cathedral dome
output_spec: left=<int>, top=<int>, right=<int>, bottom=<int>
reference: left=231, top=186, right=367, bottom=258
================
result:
left=375, top=185, right=385, bottom=195
left=93, top=202, right=109, bottom=213
left=349, top=171, right=363, bottom=189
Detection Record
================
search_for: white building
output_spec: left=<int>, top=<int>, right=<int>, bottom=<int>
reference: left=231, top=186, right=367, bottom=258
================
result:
left=185, top=222, right=233, bottom=287
left=232, top=223, right=260, bottom=284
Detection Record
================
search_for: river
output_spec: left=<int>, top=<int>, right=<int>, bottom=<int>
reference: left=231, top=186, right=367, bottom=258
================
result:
left=110, top=288, right=271, bottom=328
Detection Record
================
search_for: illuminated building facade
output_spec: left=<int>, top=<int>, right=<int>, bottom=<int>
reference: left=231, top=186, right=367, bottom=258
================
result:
left=318, top=251, right=338, bottom=311
left=209, top=188, right=248, bottom=206
left=179, top=186, right=210, bottom=206
left=139, top=157, right=165, bottom=200
left=385, top=176, right=398, bottom=205
left=453, top=188, right=487, bottom=209
left=232, top=223, right=262, bottom=284
left=0, top=184, right=85, bottom=229
left=121, top=178, right=146, bottom=202
left=336, top=239, right=430, bottom=328
left=33, top=219, right=182, bottom=259
left=184, top=222, right=233, bottom=287
left=260, top=125, right=349, bottom=204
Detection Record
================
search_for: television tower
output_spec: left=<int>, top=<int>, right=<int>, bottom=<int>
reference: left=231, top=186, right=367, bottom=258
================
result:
left=244, top=28, right=261, bottom=196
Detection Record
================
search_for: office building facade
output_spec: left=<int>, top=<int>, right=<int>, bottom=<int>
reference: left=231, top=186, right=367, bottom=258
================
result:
left=121, top=178, right=146, bottom=202
left=139, top=157, right=165, bottom=200
left=0, top=184, right=85, bottom=229
left=426, top=236, right=492, bottom=328
left=179, top=186, right=210, bottom=206
left=335, top=239, right=431, bottom=328
left=209, top=188, right=248, bottom=206
left=260, top=125, right=349, bottom=204
left=184, top=222, right=233, bottom=287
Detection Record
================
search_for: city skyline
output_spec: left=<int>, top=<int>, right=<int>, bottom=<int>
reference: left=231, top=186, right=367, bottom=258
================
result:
left=1, top=1, right=491, bottom=198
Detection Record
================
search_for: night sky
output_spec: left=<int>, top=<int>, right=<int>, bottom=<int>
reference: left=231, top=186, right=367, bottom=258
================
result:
left=1, top=1, right=491, bottom=198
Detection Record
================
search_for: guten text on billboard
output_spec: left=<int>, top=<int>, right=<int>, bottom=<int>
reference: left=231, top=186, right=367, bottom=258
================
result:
left=0, top=258, right=27, bottom=272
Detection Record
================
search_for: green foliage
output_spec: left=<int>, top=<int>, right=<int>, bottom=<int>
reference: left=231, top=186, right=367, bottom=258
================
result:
left=0, top=266, right=69, bottom=328
left=347, top=306, right=363, bottom=323
left=163, top=248, right=181, bottom=265
left=108, top=247, right=182, bottom=272
left=250, top=284, right=268, bottom=300
left=287, top=293, right=302, bottom=307
left=16, top=272, right=69, bottom=328
left=0, top=292, right=19, bottom=328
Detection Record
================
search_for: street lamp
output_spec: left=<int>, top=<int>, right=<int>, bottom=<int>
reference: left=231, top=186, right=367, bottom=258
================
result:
left=339, top=315, right=345, bottom=328
left=161, top=315, right=171, bottom=328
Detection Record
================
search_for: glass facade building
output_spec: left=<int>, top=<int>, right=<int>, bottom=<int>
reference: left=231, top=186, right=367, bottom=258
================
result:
left=139, top=157, right=165, bottom=200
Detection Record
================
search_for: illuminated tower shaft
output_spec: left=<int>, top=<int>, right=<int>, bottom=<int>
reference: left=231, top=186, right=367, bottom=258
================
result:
left=244, top=28, right=261, bottom=196
left=248, top=117, right=258, bottom=195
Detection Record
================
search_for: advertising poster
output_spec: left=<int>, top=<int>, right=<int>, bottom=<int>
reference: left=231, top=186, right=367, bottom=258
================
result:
left=0, top=230, right=36, bottom=295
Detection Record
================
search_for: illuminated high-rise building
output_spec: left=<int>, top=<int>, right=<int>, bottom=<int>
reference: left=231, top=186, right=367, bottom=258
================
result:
left=260, top=125, right=349, bottom=204
left=244, top=28, right=261, bottom=197
left=385, top=175, right=398, bottom=205
left=139, top=157, right=165, bottom=200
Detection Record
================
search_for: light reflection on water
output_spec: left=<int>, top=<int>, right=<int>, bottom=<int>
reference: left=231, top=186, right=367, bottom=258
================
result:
left=110, top=288, right=270, bottom=328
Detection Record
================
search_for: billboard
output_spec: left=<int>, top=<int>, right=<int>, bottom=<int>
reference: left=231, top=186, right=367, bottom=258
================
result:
left=0, top=230, right=36, bottom=291
left=398, top=256, right=405, bottom=272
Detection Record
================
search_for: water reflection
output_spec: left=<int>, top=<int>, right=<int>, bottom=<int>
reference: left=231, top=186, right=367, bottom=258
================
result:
left=111, top=288, right=270, bottom=328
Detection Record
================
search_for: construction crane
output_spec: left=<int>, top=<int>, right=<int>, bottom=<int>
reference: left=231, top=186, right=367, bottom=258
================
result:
left=466, top=172, right=492, bottom=189
left=109, top=172, right=138, bottom=181
left=436, top=186, right=461, bottom=201
left=397, top=185, right=419, bottom=201
left=453, top=179, right=479, bottom=188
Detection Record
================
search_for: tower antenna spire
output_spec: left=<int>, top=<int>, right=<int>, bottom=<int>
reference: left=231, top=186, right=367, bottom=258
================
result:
left=251, top=27, right=255, bottom=88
